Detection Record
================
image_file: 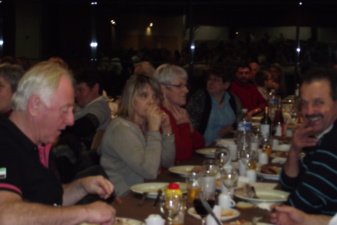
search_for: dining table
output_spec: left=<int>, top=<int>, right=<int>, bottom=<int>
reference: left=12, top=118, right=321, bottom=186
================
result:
left=111, top=150, right=282, bottom=225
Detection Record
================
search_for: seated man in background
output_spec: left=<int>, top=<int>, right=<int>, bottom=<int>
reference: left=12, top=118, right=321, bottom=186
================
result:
left=62, top=69, right=111, bottom=149
left=281, top=68, right=337, bottom=215
left=230, top=62, right=267, bottom=118
left=0, top=61, right=115, bottom=225
left=0, top=63, right=24, bottom=115
left=55, top=69, right=111, bottom=182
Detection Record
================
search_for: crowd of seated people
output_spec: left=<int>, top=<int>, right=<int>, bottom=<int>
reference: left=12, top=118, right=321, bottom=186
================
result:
left=2, top=33, right=337, bottom=224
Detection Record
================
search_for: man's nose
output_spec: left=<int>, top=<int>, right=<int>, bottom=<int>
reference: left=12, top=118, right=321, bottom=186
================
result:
left=66, top=110, right=75, bottom=126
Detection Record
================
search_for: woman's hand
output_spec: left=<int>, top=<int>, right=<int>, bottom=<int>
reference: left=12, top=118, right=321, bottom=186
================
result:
left=170, top=105, right=190, bottom=124
left=160, top=111, right=173, bottom=135
left=147, top=105, right=164, bottom=131
left=169, top=105, right=194, bottom=132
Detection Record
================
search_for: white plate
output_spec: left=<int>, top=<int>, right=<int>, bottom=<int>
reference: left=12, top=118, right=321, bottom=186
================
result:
left=168, top=165, right=200, bottom=177
left=195, top=148, right=216, bottom=158
left=187, top=207, right=240, bottom=221
left=256, top=171, right=280, bottom=181
left=80, top=217, right=145, bottom=225
left=235, top=189, right=289, bottom=204
left=273, top=144, right=290, bottom=152
left=130, top=182, right=187, bottom=199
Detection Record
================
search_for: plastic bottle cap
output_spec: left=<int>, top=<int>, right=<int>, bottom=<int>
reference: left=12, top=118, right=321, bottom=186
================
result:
left=168, top=183, right=180, bottom=190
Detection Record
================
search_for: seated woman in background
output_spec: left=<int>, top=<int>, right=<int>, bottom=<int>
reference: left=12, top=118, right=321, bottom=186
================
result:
left=0, top=63, right=24, bottom=115
left=254, top=69, right=279, bottom=100
left=99, top=74, right=175, bottom=196
left=153, top=64, right=205, bottom=162
left=186, top=65, right=242, bottom=146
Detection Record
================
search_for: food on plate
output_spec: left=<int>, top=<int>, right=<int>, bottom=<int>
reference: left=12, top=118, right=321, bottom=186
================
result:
left=236, top=201, right=256, bottom=210
left=235, top=184, right=258, bottom=199
left=190, top=207, right=238, bottom=218
left=223, top=220, right=252, bottom=225
left=260, top=165, right=281, bottom=175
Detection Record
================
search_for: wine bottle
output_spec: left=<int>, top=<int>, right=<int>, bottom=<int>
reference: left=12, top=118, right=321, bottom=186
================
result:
left=260, top=106, right=272, bottom=139
left=273, top=102, right=285, bottom=136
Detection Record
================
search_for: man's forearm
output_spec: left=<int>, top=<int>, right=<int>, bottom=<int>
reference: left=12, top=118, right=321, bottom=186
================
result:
left=0, top=200, right=86, bottom=225
left=283, top=148, right=301, bottom=177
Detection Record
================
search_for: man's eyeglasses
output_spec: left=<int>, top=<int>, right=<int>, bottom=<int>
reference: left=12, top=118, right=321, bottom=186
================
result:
left=164, top=83, right=189, bottom=89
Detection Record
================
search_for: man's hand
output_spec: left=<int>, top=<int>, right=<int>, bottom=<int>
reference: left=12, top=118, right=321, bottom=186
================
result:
left=270, top=204, right=308, bottom=225
left=83, top=201, right=116, bottom=225
left=290, top=121, right=318, bottom=155
left=80, top=176, right=114, bottom=200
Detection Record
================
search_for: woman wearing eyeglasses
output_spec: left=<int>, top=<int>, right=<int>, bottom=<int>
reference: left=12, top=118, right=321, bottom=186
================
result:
left=186, top=65, right=242, bottom=146
left=99, top=74, right=175, bottom=196
left=153, top=64, right=205, bottom=163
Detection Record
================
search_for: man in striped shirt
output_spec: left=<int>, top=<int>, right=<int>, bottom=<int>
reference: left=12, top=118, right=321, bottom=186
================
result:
left=281, top=68, right=337, bottom=215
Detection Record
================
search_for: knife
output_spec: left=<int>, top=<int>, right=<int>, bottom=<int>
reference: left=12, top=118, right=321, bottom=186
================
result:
left=199, top=193, right=222, bottom=225
left=153, top=189, right=162, bottom=207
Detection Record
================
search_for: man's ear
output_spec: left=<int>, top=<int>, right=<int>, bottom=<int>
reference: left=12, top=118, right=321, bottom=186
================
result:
left=27, top=95, right=42, bottom=116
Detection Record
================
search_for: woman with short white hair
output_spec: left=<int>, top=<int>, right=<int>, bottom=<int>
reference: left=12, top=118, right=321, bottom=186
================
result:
left=153, top=64, right=205, bottom=162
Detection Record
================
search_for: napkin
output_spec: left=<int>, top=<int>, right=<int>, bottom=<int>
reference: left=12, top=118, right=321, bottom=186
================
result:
left=257, top=202, right=273, bottom=211
left=206, top=205, right=221, bottom=225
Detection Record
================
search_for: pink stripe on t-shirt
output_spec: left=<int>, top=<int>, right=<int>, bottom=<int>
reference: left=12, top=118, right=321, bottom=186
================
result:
left=0, top=183, right=22, bottom=195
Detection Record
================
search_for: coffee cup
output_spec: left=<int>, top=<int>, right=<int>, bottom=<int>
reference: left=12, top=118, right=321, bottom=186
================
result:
left=218, top=193, right=236, bottom=209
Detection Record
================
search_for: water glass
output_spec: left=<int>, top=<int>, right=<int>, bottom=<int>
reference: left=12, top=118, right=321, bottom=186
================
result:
left=186, top=172, right=201, bottom=204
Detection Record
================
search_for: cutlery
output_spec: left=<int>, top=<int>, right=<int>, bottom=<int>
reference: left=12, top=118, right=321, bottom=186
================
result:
left=153, top=189, right=162, bottom=208
left=251, top=186, right=259, bottom=199
left=199, top=193, right=222, bottom=225
left=138, top=192, right=148, bottom=206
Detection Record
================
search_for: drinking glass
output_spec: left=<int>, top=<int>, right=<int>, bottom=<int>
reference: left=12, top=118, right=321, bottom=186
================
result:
left=221, top=167, right=239, bottom=196
left=193, top=189, right=216, bottom=225
left=215, top=145, right=231, bottom=169
left=159, top=194, right=182, bottom=225
left=186, top=172, right=202, bottom=204
left=201, top=159, right=218, bottom=199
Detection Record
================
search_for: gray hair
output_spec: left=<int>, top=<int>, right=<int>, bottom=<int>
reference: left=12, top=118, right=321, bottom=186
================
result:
left=11, top=61, right=73, bottom=111
left=0, top=63, right=24, bottom=92
left=153, top=64, right=188, bottom=85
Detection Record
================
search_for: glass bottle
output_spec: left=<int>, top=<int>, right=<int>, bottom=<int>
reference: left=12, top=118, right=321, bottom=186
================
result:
left=260, top=106, right=272, bottom=139
left=273, top=102, right=285, bottom=137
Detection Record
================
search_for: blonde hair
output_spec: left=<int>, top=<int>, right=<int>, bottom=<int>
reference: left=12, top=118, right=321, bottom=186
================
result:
left=118, top=74, right=162, bottom=117
left=11, top=61, right=73, bottom=111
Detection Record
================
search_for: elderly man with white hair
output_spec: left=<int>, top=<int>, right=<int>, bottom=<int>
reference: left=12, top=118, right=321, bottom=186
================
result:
left=0, top=61, right=115, bottom=225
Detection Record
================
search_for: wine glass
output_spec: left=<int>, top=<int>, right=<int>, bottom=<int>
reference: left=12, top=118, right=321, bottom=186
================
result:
left=215, top=145, right=231, bottom=169
left=193, top=189, right=216, bottom=225
left=159, top=194, right=182, bottom=225
left=221, top=167, right=239, bottom=196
